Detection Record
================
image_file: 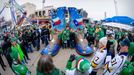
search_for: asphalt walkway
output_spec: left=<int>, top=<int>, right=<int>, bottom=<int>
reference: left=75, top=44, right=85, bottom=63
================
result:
left=0, top=34, right=103, bottom=75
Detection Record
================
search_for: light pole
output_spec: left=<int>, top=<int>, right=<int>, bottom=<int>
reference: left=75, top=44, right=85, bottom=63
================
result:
left=114, top=0, right=118, bottom=16
left=42, top=0, right=45, bottom=9
left=104, top=11, right=107, bottom=19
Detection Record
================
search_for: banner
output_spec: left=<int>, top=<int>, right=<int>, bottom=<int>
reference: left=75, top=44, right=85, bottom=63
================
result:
left=50, top=7, right=66, bottom=31
left=68, top=7, right=83, bottom=30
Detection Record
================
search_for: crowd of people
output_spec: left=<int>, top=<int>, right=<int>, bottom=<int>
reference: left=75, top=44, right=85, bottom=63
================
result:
left=0, top=23, right=134, bottom=75
left=58, top=26, right=76, bottom=48
left=0, top=25, right=51, bottom=75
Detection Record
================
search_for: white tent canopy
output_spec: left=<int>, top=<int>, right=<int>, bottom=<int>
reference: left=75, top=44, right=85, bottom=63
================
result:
left=102, top=22, right=134, bottom=31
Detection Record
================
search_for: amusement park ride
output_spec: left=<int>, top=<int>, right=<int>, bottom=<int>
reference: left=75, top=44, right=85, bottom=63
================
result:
left=0, top=0, right=32, bottom=30
left=0, top=0, right=94, bottom=56
left=40, top=7, right=94, bottom=56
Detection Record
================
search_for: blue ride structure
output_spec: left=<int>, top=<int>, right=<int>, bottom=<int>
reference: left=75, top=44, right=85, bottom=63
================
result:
left=40, top=7, right=93, bottom=56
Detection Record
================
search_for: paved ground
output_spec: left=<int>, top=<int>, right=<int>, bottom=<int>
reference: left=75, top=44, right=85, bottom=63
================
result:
left=0, top=48, right=103, bottom=75
left=0, top=34, right=103, bottom=75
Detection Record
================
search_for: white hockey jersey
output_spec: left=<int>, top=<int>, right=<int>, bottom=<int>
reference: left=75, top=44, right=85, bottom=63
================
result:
left=103, top=52, right=128, bottom=75
left=91, top=48, right=107, bottom=70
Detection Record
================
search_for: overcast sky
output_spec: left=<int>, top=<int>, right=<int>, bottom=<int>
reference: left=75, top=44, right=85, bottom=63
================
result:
left=0, top=0, right=134, bottom=20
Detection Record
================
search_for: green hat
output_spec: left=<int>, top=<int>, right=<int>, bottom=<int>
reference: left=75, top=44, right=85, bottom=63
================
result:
left=10, top=38, right=17, bottom=42
left=120, top=67, right=133, bottom=75
left=120, top=62, right=134, bottom=75
left=12, top=64, right=28, bottom=75
left=120, top=38, right=130, bottom=47
left=19, top=65, right=28, bottom=75
left=128, top=42, right=134, bottom=56
left=76, top=56, right=91, bottom=72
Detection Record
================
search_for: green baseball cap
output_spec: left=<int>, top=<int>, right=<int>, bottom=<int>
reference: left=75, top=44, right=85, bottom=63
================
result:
left=76, top=56, right=91, bottom=72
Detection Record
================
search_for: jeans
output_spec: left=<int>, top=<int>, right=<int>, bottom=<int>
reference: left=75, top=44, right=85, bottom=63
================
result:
left=21, top=59, right=26, bottom=65
left=41, top=36, right=44, bottom=44
left=67, top=40, right=70, bottom=48
left=32, top=41, right=36, bottom=48
left=4, top=52, right=12, bottom=70
left=0, top=55, right=6, bottom=71
left=26, top=71, right=31, bottom=75
left=63, top=40, right=67, bottom=48
left=131, top=55, right=134, bottom=62
left=84, top=33, right=87, bottom=39
left=48, top=34, right=50, bottom=41
left=43, top=35, right=49, bottom=47
left=25, top=44, right=33, bottom=53
left=35, top=39, right=40, bottom=50
left=69, top=40, right=75, bottom=48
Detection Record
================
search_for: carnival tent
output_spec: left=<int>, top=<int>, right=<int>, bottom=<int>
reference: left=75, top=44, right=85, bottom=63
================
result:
left=102, top=22, right=134, bottom=31
left=103, top=16, right=134, bottom=26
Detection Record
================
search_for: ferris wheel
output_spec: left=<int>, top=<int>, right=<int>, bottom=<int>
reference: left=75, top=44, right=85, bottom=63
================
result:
left=0, top=0, right=32, bottom=30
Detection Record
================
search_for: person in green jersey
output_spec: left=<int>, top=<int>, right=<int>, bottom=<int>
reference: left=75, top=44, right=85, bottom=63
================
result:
left=10, top=38, right=25, bottom=64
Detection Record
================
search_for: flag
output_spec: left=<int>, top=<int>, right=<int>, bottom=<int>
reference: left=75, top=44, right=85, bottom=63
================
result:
left=50, top=7, right=66, bottom=31
left=52, top=17, right=61, bottom=26
left=73, top=18, right=83, bottom=26
left=77, top=28, right=81, bottom=31
left=68, top=7, right=84, bottom=30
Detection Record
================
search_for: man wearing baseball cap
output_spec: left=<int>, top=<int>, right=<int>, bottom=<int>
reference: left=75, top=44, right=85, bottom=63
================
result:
left=103, top=38, right=130, bottom=75
left=128, top=28, right=134, bottom=42
left=10, top=38, right=25, bottom=64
